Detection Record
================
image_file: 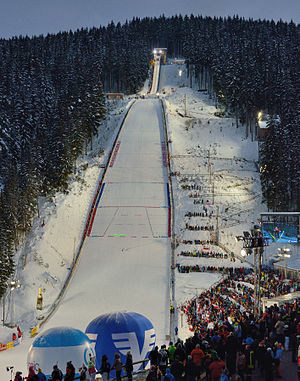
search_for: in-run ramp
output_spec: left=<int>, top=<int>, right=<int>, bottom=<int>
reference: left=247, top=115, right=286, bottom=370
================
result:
left=44, top=99, right=170, bottom=344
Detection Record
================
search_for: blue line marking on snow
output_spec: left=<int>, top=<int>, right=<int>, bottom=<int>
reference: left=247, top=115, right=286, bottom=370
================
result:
left=96, top=183, right=105, bottom=208
left=166, top=183, right=170, bottom=207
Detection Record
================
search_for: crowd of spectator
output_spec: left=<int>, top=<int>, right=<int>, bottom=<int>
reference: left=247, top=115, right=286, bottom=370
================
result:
left=146, top=301, right=299, bottom=381
left=179, top=251, right=228, bottom=259
left=185, top=224, right=214, bottom=231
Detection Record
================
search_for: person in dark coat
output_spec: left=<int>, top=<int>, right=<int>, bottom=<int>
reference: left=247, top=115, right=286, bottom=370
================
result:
left=170, top=357, right=185, bottom=381
left=185, top=355, right=196, bottom=381
left=264, top=348, right=274, bottom=381
left=149, top=346, right=161, bottom=370
left=100, top=354, right=111, bottom=381
left=225, top=332, right=238, bottom=376
left=64, top=361, right=75, bottom=381
left=256, top=341, right=266, bottom=376
left=52, top=365, right=63, bottom=381
left=125, top=351, right=134, bottom=381
left=174, top=343, right=186, bottom=363
left=79, top=364, right=87, bottom=381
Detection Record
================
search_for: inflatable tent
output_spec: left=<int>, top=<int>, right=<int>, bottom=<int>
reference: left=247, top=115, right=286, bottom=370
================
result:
left=85, top=312, right=155, bottom=373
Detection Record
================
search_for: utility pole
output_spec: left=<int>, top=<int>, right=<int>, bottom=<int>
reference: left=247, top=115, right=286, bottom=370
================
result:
left=216, top=206, right=219, bottom=245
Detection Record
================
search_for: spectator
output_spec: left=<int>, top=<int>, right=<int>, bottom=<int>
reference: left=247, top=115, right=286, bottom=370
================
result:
left=64, top=361, right=75, bottom=381
left=191, top=344, right=205, bottom=379
left=208, top=357, right=225, bottom=381
left=225, top=332, right=238, bottom=376
left=149, top=346, right=160, bottom=370
left=275, top=318, right=285, bottom=344
left=159, top=345, right=169, bottom=375
left=245, top=345, right=255, bottom=381
left=88, top=359, right=97, bottom=381
left=100, top=354, right=111, bottom=381
left=184, top=355, right=196, bottom=381
left=174, top=343, right=185, bottom=363
left=220, top=368, right=230, bottom=381
left=125, top=351, right=133, bottom=381
left=264, top=348, right=274, bottom=381
left=255, top=341, right=266, bottom=376
left=146, top=365, right=158, bottom=381
left=14, top=372, right=22, bottom=381
left=112, top=352, right=122, bottom=381
left=162, top=367, right=175, bottom=381
left=236, top=349, right=246, bottom=381
left=51, top=365, right=63, bottom=381
left=79, top=364, right=87, bottom=381
left=27, top=366, right=39, bottom=381
left=170, top=357, right=185, bottom=381
left=168, top=342, right=176, bottom=364
left=37, top=368, right=47, bottom=381
left=273, top=343, right=283, bottom=378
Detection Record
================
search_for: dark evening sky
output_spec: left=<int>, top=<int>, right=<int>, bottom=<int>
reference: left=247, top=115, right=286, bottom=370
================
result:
left=0, top=0, right=299, bottom=39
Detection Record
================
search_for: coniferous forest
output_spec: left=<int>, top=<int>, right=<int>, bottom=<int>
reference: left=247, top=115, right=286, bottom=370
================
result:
left=0, top=16, right=299, bottom=296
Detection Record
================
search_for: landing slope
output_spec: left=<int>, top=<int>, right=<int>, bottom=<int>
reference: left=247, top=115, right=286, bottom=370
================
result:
left=44, top=99, right=170, bottom=342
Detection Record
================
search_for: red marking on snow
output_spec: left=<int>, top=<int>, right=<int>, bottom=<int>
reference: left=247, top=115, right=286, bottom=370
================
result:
left=87, top=204, right=97, bottom=237
left=142, top=236, right=149, bottom=238
left=109, top=141, right=121, bottom=167
left=100, top=205, right=162, bottom=208
left=131, top=236, right=137, bottom=238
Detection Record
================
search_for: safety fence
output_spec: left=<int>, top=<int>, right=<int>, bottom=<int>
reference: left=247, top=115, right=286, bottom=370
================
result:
left=160, top=99, right=176, bottom=343
left=71, top=359, right=149, bottom=381
left=0, top=338, right=20, bottom=352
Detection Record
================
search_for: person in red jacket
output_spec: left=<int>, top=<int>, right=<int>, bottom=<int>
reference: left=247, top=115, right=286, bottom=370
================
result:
left=208, top=357, right=225, bottom=381
left=14, top=371, right=22, bottom=381
left=191, top=344, right=205, bottom=380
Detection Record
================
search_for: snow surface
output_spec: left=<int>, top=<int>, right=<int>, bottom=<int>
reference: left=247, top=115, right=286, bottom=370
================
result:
left=1, top=60, right=299, bottom=379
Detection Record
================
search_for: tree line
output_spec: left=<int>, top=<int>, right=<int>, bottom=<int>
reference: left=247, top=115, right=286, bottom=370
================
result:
left=0, top=22, right=151, bottom=297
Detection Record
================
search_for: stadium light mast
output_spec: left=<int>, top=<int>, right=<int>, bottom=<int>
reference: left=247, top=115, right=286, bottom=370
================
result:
left=236, top=224, right=267, bottom=317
